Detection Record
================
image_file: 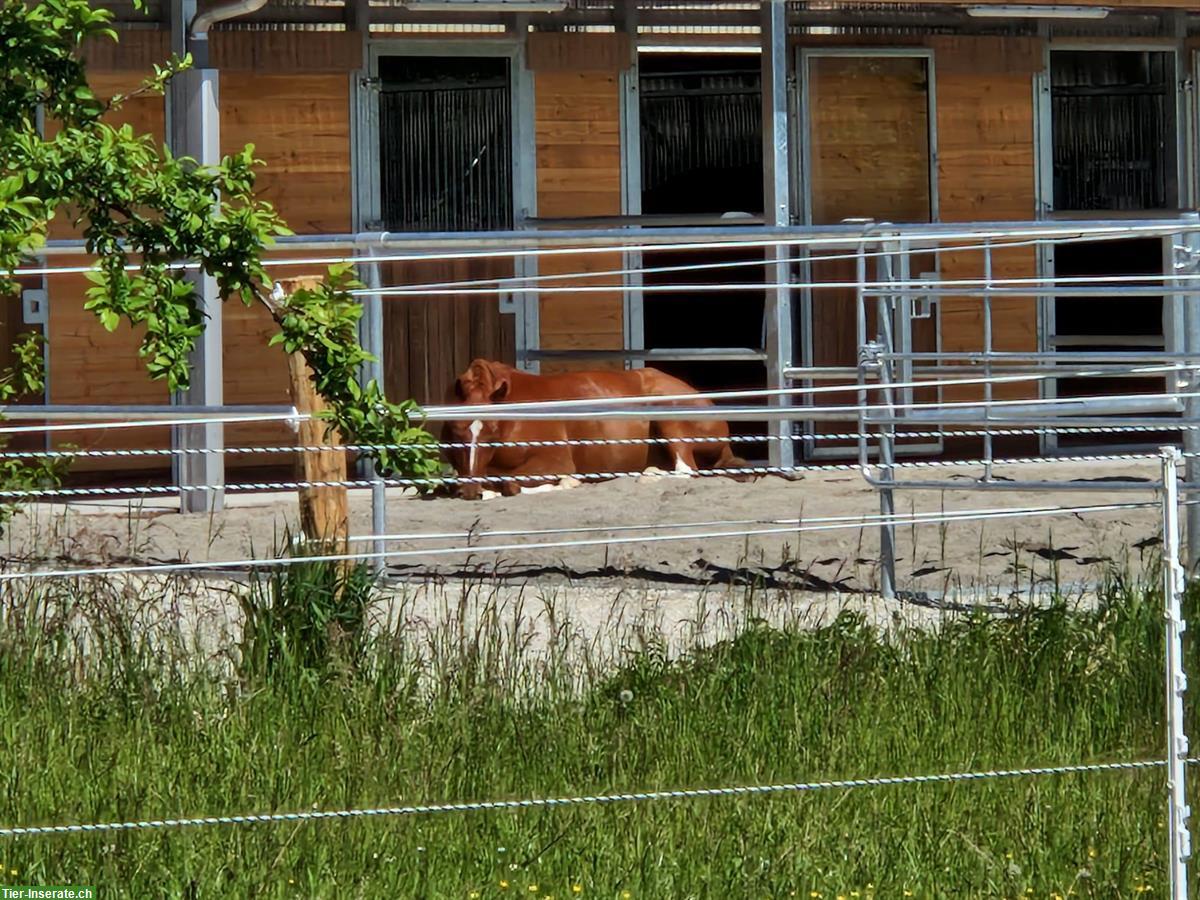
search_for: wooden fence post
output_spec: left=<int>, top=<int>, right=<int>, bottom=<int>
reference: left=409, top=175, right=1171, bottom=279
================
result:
left=275, top=277, right=350, bottom=559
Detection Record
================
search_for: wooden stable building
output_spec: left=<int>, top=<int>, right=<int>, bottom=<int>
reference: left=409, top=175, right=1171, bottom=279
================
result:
left=9, top=0, right=1200, bottom=482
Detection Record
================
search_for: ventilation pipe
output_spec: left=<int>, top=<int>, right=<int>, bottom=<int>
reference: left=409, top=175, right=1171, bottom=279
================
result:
left=188, top=0, right=268, bottom=66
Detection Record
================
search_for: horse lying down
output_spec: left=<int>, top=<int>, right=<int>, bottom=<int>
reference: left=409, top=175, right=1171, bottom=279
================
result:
left=441, top=359, right=745, bottom=500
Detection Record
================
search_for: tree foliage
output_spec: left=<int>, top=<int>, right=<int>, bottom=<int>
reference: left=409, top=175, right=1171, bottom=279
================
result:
left=0, top=0, right=440, bottom=507
left=0, top=334, right=69, bottom=529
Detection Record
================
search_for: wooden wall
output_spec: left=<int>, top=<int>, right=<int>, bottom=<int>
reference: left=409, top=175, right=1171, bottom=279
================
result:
left=217, top=63, right=355, bottom=458
left=808, top=55, right=932, bottom=226
left=531, top=34, right=626, bottom=372
left=381, top=257, right=516, bottom=406
left=933, top=37, right=1040, bottom=404
left=42, top=33, right=358, bottom=475
left=45, top=71, right=172, bottom=471
left=803, top=53, right=938, bottom=440
left=39, top=25, right=1052, bottom=476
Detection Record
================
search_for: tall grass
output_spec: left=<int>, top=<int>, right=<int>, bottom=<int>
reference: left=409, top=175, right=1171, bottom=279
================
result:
left=0, top=563, right=1192, bottom=898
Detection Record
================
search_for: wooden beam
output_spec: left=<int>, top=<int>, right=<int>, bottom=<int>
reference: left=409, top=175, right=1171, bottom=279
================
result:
left=345, top=0, right=370, bottom=32
left=209, top=31, right=363, bottom=72
left=527, top=32, right=633, bottom=73
left=860, top=0, right=1192, bottom=7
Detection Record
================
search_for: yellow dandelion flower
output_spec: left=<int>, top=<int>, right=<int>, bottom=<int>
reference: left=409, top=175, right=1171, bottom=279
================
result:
left=469, top=893, right=480, bottom=900
left=811, top=893, right=822, bottom=899
left=573, top=887, right=583, bottom=895
left=8, top=869, right=16, bottom=876
left=500, top=882, right=510, bottom=891
left=904, top=893, right=913, bottom=898
left=528, top=887, right=539, bottom=894
left=1088, top=847, right=1097, bottom=858
left=622, top=893, right=632, bottom=900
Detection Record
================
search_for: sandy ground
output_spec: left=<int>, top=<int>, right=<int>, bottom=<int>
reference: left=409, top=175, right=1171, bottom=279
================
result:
left=0, top=458, right=1169, bottom=666
left=4, top=457, right=1166, bottom=601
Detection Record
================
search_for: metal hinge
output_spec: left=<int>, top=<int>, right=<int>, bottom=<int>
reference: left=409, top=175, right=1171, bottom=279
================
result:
left=858, top=340, right=884, bottom=373
left=359, top=76, right=381, bottom=91
left=911, top=272, right=938, bottom=320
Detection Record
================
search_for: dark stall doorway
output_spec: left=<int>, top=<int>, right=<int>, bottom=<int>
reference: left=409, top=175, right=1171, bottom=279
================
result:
left=376, top=55, right=516, bottom=405
left=1052, top=236, right=1173, bottom=446
left=638, top=52, right=765, bottom=453
left=1048, top=49, right=1177, bottom=448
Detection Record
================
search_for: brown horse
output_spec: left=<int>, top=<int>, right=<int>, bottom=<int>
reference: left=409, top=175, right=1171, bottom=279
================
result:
left=441, top=359, right=743, bottom=499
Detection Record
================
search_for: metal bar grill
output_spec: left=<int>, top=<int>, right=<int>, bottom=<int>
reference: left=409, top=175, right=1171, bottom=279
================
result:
left=379, top=65, right=513, bottom=232
left=1051, top=50, right=1173, bottom=212
left=640, top=69, right=762, bottom=200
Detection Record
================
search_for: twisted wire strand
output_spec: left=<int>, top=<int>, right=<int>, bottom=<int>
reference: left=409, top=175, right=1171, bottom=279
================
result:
left=0, top=758, right=1174, bottom=839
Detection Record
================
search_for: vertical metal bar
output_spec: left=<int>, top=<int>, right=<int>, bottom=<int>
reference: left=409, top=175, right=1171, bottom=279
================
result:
left=1179, top=214, right=1200, bottom=570
left=897, top=239, right=915, bottom=413
left=169, top=65, right=224, bottom=514
left=855, top=238, right=870, bottom=474
left=1160, top=445, right=1191, bottom=900
left=761, top=0, right=794, bottom=468
left=359, top=244, right=387, bottom=578
left=876, top=241, right=899, bottom=603
left=512, top=32, right=540, bottom=373
left=619, top=15, right=644, bottom=370
left=983, top=239, right=995, bottom=481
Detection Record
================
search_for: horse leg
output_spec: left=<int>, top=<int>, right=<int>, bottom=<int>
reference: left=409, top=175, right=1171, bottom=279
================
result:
left=500, top=447, right=577, bottom=496
left=658, top=427, right=700, bottom=476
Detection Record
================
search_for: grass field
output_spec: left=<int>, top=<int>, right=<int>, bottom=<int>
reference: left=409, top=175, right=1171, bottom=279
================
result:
left=0, top=561, right=1192, bottom=898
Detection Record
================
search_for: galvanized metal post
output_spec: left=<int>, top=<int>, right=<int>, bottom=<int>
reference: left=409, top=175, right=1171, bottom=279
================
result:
left=168, top=62, right=225, bottom=514
left=761, top=0, right=794, bottom=468
left=619, top=1, right=644, bottom=370
left=1160, top=446, right=1192, bottom=900
left=876, top=241, right=900, bottom=603
left=359, top=244, right=388, bottom=578
left=982, top=239, right=995, bottom=481
left=1178, top=214, right=1200, bottom=570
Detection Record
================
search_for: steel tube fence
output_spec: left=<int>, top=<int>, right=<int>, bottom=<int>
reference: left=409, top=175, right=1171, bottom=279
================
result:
left=1162, top=448, right=1193, bottom=900
left=4, top=216, right=1200, bottom=884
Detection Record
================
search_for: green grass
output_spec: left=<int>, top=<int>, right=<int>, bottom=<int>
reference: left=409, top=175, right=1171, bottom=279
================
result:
left=0, top=567, right=1192, bottom=899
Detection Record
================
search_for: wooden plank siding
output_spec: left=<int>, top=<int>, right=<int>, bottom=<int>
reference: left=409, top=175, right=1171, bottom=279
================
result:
left=381, top=258, right=516, bottom=406
left=933, top=37, right=1040, bottom=405
left=533, top=40, right=626, bottom=372
left=44, top=72, right=172, bottom=472
left=42, top=41, right=358, bottom=475
left=218, top=71, right=354, bottom=460
left=38, top=26, right=1055, bottom=477
left=804, top=54, right=937, bottom=444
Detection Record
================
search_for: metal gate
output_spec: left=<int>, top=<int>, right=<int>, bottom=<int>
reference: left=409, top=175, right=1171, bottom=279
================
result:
left=375, top=55, right=517, bottom=405
left=378, top=56, right=513, bottom=232
left=639, top=63, right=762, bottom=214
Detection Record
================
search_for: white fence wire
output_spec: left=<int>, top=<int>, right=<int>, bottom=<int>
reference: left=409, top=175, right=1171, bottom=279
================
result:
left=3, top=216, right=1197, bottom=893
left=0, top=498, right=1159, bottom=583
left=0, top=758, right=1175, bottom=840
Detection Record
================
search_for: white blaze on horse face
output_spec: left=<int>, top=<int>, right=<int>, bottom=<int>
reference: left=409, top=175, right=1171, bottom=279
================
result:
left=467, top=419, right=484, bottom=475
